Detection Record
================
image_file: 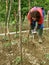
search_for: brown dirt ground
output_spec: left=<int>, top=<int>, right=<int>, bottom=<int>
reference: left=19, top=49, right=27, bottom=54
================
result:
left=0, top=21, right=49, bottom=65
left=0, top=30, right=49, bottom=65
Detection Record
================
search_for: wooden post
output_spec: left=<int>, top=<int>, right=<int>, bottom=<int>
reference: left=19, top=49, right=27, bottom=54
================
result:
left=18, top=0, right=23, bottom=65
left=7, top=0, right=12, bottom=34
left=47, top=10, right=49, bottom=27
left=28, top=0, right=31, bottom=10
left=5, top=0, right=8, bottom=36
left=14, top=10, right=18, bottom=35
left=5, top=0, right=12, bottom=38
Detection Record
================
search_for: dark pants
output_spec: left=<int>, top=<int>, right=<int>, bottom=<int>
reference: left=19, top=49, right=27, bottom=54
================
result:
left=30, top=21, right=44, bottom=37
left=30, top=21, right=36, bottom=30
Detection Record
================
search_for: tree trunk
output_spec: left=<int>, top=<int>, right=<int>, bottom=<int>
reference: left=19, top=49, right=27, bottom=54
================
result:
left=7, top=0, right=12, bottom=34
left=7, top=0, right=12, bottom=42
left=5, top=0, right=12, bottom=41
left=18, top=0, right=23, bottom=65
left=14, top=10, right=18, bottom=35
left=47, top=10, right=49, bottom=27
left=28, top=0, right=31, bottom=10
left=5, top=0, right=8, bottom=36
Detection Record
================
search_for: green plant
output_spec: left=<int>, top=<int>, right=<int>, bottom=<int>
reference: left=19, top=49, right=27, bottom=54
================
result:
left=45, top=53, right=49, bottom=60
left=22, top=37, right=28, bottom=43
left=14, top=34, right=19, bottom=38
left=14, top=56, right=21, bottom=65
left=3, top=42, right=11, bottom=47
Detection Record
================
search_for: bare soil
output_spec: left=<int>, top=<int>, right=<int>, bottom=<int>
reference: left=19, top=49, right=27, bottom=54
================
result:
left=0, top=22, right=49, bottom=65
left=0, top=30, right=49, bottom=65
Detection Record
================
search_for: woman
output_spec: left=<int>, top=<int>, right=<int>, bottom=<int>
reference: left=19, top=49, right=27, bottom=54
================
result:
left=27, top=7, right=44, bottom=43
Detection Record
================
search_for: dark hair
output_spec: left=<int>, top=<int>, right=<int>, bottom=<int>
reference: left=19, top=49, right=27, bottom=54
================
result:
left=30, top=11, right=41, bottom=21
left=41, top=7, right=44, bottom=10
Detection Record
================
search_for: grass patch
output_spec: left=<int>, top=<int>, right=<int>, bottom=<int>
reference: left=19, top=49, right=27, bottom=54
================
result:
left=3, top=42, right=11, bottom=47
left=22, top=37, right=28, bottom=43
left=45, top=53, right=49, bottom=60
left=14, top=56, right=21, bottom=65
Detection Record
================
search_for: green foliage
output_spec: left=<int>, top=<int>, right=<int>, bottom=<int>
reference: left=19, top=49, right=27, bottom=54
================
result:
left=14, top=56, right=21, bottom=64
left=11, top=20, right=16, bottom=25
left=14, top=34, right=19, bottom=38
left=45, top=53, right=49, bottom=60
left=22, top=37, right=28, bottom=43
left=0, top=1, right=6, bottom=22
left=3, top=42, right=11, bottom=47
left=0, top=0, right=49, bottom=22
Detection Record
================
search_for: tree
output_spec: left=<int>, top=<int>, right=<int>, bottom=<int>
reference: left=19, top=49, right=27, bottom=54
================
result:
left=18, top=0, right=23, bottom=65
left=5, top=0, right=8, bottom=36
left=28, top=0, right=31, bottom=10
left=5, top=0, right=12, bottom=40
left=0, top=0, right=49, bottom=22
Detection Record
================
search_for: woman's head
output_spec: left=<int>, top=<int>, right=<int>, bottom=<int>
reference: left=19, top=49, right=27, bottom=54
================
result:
left=30, top=11, right=41, bottom=21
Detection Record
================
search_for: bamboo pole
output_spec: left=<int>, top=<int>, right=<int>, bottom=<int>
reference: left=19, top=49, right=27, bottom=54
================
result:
left=5, top=0, right=12, bottom=37
left=47, top=10, right=49, bottom=27
left=14, top=10, right=18, bottom=35
left=7, top=0, right=12, bottom=42
left=18, top=0, right=23, bottom=65
left=7, top=0, right=12, bottom=34
left=5, top=0, right=8, bottom=36
left=28, top=0, right=31, bottom=10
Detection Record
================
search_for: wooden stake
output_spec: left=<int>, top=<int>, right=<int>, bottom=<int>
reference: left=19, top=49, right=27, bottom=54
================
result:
left=47, top=10, right=49, bottom=27
left=19, top=0, right=23, bottom=65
